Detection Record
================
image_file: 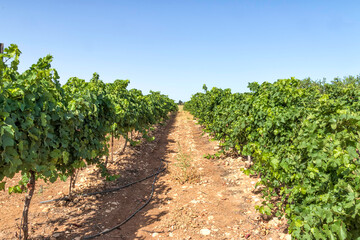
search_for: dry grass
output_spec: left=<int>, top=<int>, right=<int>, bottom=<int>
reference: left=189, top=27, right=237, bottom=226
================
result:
left=172, top=143, right=200, bottom=184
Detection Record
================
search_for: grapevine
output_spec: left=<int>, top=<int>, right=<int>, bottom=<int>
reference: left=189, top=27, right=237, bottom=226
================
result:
left=185, top=77, right=360, bottom=239
left=0, top=44, right=177, bottom=239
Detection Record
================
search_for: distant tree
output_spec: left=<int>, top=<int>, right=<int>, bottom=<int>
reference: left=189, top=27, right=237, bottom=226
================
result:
left=178, top=100, right=183, bottom=105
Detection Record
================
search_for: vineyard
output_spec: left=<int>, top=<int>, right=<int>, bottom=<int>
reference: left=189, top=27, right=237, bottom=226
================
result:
left=0, top=44, right=177, bottom=239
left=1, top=43, right=360, bottom=240
left=184, top=78, right=360, bottom=239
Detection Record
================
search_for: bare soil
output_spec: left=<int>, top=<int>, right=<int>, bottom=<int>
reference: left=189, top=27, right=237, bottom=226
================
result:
left=0, top=108, right=290, bottom=240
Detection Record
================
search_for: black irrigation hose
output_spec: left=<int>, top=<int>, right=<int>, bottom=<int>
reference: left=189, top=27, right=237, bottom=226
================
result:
left=83, top=160, right=165, bottom=239
left=40, top=161, right=166, bottom=204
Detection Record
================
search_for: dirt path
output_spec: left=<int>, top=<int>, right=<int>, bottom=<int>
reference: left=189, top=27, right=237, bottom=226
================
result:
left=0, top=108, right=290, bottom=240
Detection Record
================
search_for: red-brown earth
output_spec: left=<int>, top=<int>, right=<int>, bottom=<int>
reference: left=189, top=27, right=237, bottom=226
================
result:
left=0, top=107, right=290, bottom=239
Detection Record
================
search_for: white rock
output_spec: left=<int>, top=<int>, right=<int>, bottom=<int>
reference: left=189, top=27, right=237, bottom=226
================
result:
left=52, top=232, right=62, bottom=238
left=42, top=207, right=50, bottom=212
left=200, top=229, right=211, bottom=236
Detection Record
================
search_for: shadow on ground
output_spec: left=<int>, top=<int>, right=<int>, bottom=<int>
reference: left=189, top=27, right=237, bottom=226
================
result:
left=31, top=113, right=177, bottom=240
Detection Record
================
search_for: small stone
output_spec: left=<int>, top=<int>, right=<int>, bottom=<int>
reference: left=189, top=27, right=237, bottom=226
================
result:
left=52, top=232, right=62, bottom=238
left=152, top=232, right=159, bottom=237
left=42, top=207, right=50, bottom=213
left=261, top=214, right=272, bottom=221
left=200, top=229, right=211, bottom=236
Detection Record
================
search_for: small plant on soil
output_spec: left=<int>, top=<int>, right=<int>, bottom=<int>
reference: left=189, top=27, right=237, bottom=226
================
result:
left=173, top=143, right=199, bottom=184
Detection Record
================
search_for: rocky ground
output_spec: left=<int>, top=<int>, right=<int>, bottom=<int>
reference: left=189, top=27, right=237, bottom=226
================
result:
left=0, top=107, right=291, bottom=239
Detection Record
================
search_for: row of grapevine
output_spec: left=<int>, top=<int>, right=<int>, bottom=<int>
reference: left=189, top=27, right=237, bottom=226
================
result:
left=185, top=78, right=360, bottom=239
left=0, top=44, right=178, bottom=239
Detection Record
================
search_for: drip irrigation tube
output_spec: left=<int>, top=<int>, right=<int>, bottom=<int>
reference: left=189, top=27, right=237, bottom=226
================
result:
left=83, top=159, right=165, bottom=239
left=40, top=160, right=166, bottom=204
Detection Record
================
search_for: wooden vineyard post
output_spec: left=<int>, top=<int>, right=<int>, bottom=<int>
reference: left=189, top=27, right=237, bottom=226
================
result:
left=111, top=132, right=114, bottom=162
left=0, top=43, right=4, bottom=63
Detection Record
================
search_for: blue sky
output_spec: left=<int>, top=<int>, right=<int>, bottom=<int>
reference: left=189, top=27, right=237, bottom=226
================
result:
left=1, top=0, right=360, bottom=101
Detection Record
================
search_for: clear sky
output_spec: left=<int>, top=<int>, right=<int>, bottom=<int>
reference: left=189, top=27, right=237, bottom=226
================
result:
left=1, top=0, right=360, bottom=101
